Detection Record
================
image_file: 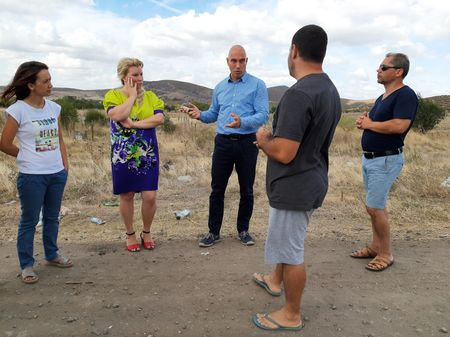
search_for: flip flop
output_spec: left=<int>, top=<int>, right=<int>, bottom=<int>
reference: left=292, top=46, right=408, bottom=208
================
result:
left=252, top=273, right=282, bottom=297
left=20, top=267, right=39, bottom=284
left=365, top=256, right=394, bottom=272
left=252, top=313, right=304, bottom=331
left=46, top=255, right=73, bottom=268
left=350, top=246, right=377, bottom=259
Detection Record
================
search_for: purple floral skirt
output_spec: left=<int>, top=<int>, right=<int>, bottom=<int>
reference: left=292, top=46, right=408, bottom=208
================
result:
left=110, top=121, right=159, bottom=194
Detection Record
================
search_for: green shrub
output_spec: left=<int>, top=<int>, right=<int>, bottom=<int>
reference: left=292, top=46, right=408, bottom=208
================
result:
left=55, top=96, right=103, bottom=109
left=413, top=95, right=447, bottom=133
left=338, top=115, right=356, bottom=130
left=162, top=115, right=176, bottom=133
left=55, top=97, right=79, bottom=132
left=191, top=101, right=210, bottom=111
left=84, top=109, right=106, bottom=124
left=84, top=109, right=107, bottom=140
left=72, top=97, right=103, bottom=109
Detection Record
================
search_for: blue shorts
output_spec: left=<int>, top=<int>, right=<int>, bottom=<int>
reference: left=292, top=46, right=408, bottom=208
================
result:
left=362, top=153, right=403, bottom=209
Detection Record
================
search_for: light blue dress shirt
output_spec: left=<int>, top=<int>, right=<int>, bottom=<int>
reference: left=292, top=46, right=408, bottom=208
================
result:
left=199, top=72, right=269, bottom=135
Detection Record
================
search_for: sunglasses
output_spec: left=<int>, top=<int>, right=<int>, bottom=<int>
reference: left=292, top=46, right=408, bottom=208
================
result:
left=379, top=64, right=401, bottom=71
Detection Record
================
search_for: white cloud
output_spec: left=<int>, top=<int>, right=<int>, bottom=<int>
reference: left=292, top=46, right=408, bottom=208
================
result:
left=415, top=66, right=425, bottom=74
left=351, top=68, right=369, bottom=81
left=43, top=53, right=82, bottom=69
left=325, top=55, right=343, bottom=66
left=34, top=21, right=56, bottom=43
left=0, top=0, right=449, bottom=99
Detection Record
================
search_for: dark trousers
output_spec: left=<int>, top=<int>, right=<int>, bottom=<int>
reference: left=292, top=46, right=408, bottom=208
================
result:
left=208, top=133, right=258, bottom=235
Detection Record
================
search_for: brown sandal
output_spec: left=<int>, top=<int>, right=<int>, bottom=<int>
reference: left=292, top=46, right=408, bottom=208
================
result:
left=350, top=246, right=377, bottom=259
left=365, top=256, right=394, bottom=272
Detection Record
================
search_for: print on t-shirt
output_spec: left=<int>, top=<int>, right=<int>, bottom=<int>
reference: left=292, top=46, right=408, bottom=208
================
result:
left=32, top=117, right=59, bottom=152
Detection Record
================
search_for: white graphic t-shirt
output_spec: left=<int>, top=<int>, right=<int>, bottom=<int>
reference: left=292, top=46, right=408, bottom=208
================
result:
left=6, top=99, right=64, bottom=174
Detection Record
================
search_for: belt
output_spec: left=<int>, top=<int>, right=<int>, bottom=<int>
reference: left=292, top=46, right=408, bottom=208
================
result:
left=363, top=147, right=403, bottom=159
left=219, top=133, right=255, bottom=140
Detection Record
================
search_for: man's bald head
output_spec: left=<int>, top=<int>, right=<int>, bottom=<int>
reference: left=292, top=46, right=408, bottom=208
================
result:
left=228, top=45, right=247, bottom=58
left=227, top=45, right=248, bottom=81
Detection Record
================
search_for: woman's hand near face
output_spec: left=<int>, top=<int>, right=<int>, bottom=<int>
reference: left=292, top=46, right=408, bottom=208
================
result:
left=107, top=77, right=139, bottom=122
left=122, top=77, right=138, bottom=99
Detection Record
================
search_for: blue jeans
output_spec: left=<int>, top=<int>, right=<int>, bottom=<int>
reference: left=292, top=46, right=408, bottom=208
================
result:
left=16, top=169, right=68, bottom=269
left=362, top=154, right=403, bottom=209
left=208, top=134, right=258, bottom=235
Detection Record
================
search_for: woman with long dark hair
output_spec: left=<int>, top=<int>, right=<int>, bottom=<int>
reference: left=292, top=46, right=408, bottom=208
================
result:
left=0, top=61, right=72, bottom=284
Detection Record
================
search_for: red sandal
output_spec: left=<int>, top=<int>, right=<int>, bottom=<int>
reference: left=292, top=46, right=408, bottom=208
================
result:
left=140, top=230, right=156, bottom=250
left=126, top=232, right=141, bottom=252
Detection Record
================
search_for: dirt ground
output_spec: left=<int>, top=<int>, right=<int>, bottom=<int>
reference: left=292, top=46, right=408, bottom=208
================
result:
left=1, top=231, right=449, bottom=337
left=1, top=92, right=449, bottom=337
left=0, top=160, right=449, bottom=337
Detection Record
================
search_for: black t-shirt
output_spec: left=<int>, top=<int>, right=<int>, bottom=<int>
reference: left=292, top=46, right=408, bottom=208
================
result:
left=266, top=73, right=341, bottom=211
left=361, top=86, right=417, bottom=152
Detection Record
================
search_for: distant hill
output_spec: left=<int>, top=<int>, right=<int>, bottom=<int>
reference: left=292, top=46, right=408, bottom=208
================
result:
left=341, top=98, right=374, bottom=113
left=2, top=80, right=448, bottom=113
left=428, top=95, right=450, bottom=112
left=266, top=86, right=375, bottom=112
left=48, top=80, right=212, bottom=105
left=143, top=80, right=212, bottom=104
left=51, top=80, right=288, bottom=106
left=340, top=95, right=450, bottom=114
left=50, top=87, right=108, bottom=101
left=268, top=85, right=289, bottom=102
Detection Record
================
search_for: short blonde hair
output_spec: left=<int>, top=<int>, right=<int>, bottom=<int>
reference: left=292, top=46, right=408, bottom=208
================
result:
left=117, top=57, right=144, bottom=84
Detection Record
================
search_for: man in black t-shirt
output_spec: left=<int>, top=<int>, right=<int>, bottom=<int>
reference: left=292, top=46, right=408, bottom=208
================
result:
left=351, top=53, right=417, bottom=272
left=251, top=25, right=341, bottom=331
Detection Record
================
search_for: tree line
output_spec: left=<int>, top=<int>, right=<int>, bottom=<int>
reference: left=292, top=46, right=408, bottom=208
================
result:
left=1, top=94, right=444, bottom=134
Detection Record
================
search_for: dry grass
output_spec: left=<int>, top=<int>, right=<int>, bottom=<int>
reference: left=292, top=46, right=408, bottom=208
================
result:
left=0, top=110, right=449, bottom=245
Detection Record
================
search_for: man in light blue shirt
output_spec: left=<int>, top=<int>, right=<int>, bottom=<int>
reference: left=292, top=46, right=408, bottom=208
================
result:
left=184, top=45, right=269, bottom=247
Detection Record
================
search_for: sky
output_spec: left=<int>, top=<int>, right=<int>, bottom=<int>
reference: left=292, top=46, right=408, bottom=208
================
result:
left=1, top=0, right=449, bottom=100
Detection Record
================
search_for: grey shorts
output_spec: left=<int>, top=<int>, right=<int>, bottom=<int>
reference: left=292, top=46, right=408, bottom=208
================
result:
left=265, top=206, right=314, bottom=265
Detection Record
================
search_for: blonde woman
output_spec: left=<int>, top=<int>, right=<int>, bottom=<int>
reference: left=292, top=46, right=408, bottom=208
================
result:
left=103, top=58, right=164, bottom=252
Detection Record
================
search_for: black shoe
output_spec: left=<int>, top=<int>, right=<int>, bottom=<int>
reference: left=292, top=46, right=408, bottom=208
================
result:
left=239, top=231, right=255, bottom=246
left=199, top=232, right=220, bottom=247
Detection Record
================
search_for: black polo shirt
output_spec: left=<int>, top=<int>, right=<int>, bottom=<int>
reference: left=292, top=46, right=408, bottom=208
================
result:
left=361, top=86, right=418, bottom=152
left=266, top=73, right=341, bottom=211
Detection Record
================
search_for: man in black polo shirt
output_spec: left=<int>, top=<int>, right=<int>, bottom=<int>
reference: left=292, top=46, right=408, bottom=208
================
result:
left=252, top=25, right=341, bottom=331
left=351, top=53, right=418, bottom=272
